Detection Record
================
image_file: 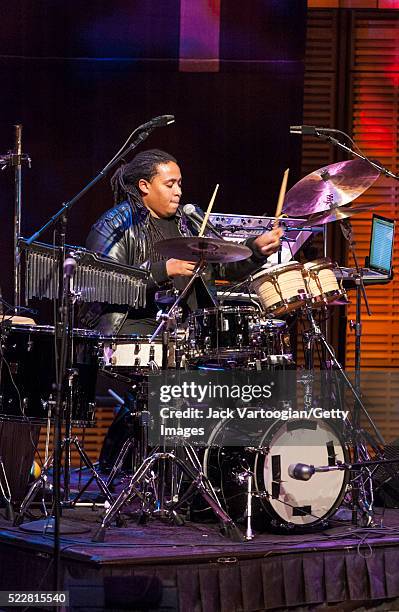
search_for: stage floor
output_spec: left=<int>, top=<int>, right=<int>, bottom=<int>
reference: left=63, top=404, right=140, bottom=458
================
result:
left=1, top=504, right=399, bottom=611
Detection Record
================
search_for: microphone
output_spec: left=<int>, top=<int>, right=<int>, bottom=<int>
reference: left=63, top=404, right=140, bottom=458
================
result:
left=63, top=257, right=77, bottom=279
left=290, top=125, right=337, bottom=136
left=288, top=462, right=344, bottom=481
left=182, top=204, right=223, bottom=239
left=139, top=115, right=175, bottom=131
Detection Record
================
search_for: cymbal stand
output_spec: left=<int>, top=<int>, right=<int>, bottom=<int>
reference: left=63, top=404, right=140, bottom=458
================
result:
left=92, top=439, right=243, bottom=542
left=103, top=380, right=150, bottom=490
left=302, top=300, right=384, bottom=525
left=93, top=260, right=243, bottom=542
left=339, top=219, right=382, bottom=524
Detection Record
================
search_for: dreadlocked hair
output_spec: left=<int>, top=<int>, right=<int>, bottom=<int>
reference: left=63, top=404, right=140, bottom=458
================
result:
left=110, top=149, right=178, bottom=207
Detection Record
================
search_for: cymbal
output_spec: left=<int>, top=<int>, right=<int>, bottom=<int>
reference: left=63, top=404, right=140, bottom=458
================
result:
left=295, top=203, right=373, bottom=227
left=282, top=158, right=380, bottom=216
left=155, top=237, right=252, bottom=263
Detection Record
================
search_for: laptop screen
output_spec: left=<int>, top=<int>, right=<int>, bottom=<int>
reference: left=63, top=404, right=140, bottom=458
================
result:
left=369, top=214, right=395, bottom=275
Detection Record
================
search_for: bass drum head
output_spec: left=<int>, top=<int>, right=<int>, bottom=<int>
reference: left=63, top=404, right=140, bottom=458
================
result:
left=255, top=419, right=348, bottom=529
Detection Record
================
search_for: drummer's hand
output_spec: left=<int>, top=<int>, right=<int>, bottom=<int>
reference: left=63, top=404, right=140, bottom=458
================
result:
left=253, top=227, right=283, bottom=256
left=166, top=259, right=197, bottom=278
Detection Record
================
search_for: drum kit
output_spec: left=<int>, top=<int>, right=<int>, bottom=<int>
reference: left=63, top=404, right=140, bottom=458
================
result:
left=89, top=157, right=390, bottom=541
left=1, top=155, right=393, bottom=541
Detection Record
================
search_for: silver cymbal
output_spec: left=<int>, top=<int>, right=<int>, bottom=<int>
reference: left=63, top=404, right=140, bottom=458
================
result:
left=295, top=203, right=374, bottom=227
left=283, top=158, right=380, bottom=217
left=155, top=237, right=252, bottom=263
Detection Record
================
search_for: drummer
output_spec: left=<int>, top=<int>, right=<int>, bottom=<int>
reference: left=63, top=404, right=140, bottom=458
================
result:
left=80, top=149, right=282, bottom=335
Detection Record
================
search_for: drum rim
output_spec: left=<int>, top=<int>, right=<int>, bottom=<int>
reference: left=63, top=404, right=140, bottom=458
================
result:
left=251, top=261, right=304, bottom=281
left=99, top=334, right=162, bottom=342
left=250, top=318, right=287, bottom=329
left=261, top=293, right=308, bottom=313
left=303, top=257, right=335, bottom=271
left=8, top=324, right=54, bottom=333
left=189, top=305, right=256, bottom=317
left=310, top=288, right=344, bottom=304
left=8, top=324, right=100, bottom=339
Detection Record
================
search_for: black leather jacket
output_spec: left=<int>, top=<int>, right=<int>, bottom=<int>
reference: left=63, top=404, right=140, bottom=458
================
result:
left=79, top=199, right=267, bottom=335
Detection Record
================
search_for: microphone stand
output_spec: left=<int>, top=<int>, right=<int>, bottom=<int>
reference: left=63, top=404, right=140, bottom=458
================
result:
left=25, top=126, right=158, bottom=246
left=19, top=120, right=166, bottom=592
left=310, top=129, right=395, bottom=524
left=315, top=131, right=399, bottom=181
left=291, top=456, right=399, bottom=479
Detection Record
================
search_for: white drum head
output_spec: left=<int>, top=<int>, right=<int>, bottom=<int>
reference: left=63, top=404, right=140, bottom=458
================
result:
left=258, top=419, right=347, bottom=526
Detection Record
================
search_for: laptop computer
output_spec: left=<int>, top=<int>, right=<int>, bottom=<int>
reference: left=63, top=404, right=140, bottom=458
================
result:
left=340, top=213, right=395, bottom=285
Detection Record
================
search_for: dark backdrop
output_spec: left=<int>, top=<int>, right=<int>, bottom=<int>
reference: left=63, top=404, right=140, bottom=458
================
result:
left=0, top=1, right=307, bottom=305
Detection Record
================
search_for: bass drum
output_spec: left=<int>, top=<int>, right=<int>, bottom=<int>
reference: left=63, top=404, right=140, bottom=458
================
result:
left=202, top=417, right=348, bottom=531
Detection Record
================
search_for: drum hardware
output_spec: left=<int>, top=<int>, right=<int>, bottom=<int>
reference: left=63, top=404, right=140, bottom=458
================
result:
left=102, top=381, right=150, bottom=491
left=292, top=195, right=387, bottom=526
left=233, top=467, right=254, bottom=541
left=300, top=298, right=385, bottom=527
left=93, top=244, right=250, bottom=542
left=92, top=442, right=244, bottom=543
left=338, top=218, right=376, bottom=526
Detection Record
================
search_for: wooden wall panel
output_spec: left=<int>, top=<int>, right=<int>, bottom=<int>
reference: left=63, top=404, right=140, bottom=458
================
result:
left=302, top=7, right=399, bottom=442
left=36, top=407, right=115, bottom=470
left=345, top=12, right=399, bottom=372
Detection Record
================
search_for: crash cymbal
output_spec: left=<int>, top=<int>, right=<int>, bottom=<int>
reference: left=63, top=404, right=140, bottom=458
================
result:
left=282, top=158, right=380, bottom=216
left=295, top=203, right=374, bottom=227
left=155, top=236, right=252, bottom=263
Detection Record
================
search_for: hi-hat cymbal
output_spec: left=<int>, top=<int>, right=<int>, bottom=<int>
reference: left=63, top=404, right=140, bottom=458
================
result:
left=282, top=158, right=380, bottom=217
left=155, top=237, right=252, bottom=263
left=296, top=203, right=374, bottom=227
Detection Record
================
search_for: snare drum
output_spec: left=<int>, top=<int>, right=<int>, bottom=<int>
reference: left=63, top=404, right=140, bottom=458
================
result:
left=99, top=334, right=183, bottom=376
left=0, top=325, right=98, bottom=425
left=303, top=258, right=345, bottom=305
left=250, top=262, right=308, bottom=315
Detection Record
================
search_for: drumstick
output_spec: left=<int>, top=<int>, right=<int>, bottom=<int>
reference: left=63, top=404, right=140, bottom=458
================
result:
left=199, top=183, right=219, bottom=237
left=273, top=168, right=289, bottom=228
